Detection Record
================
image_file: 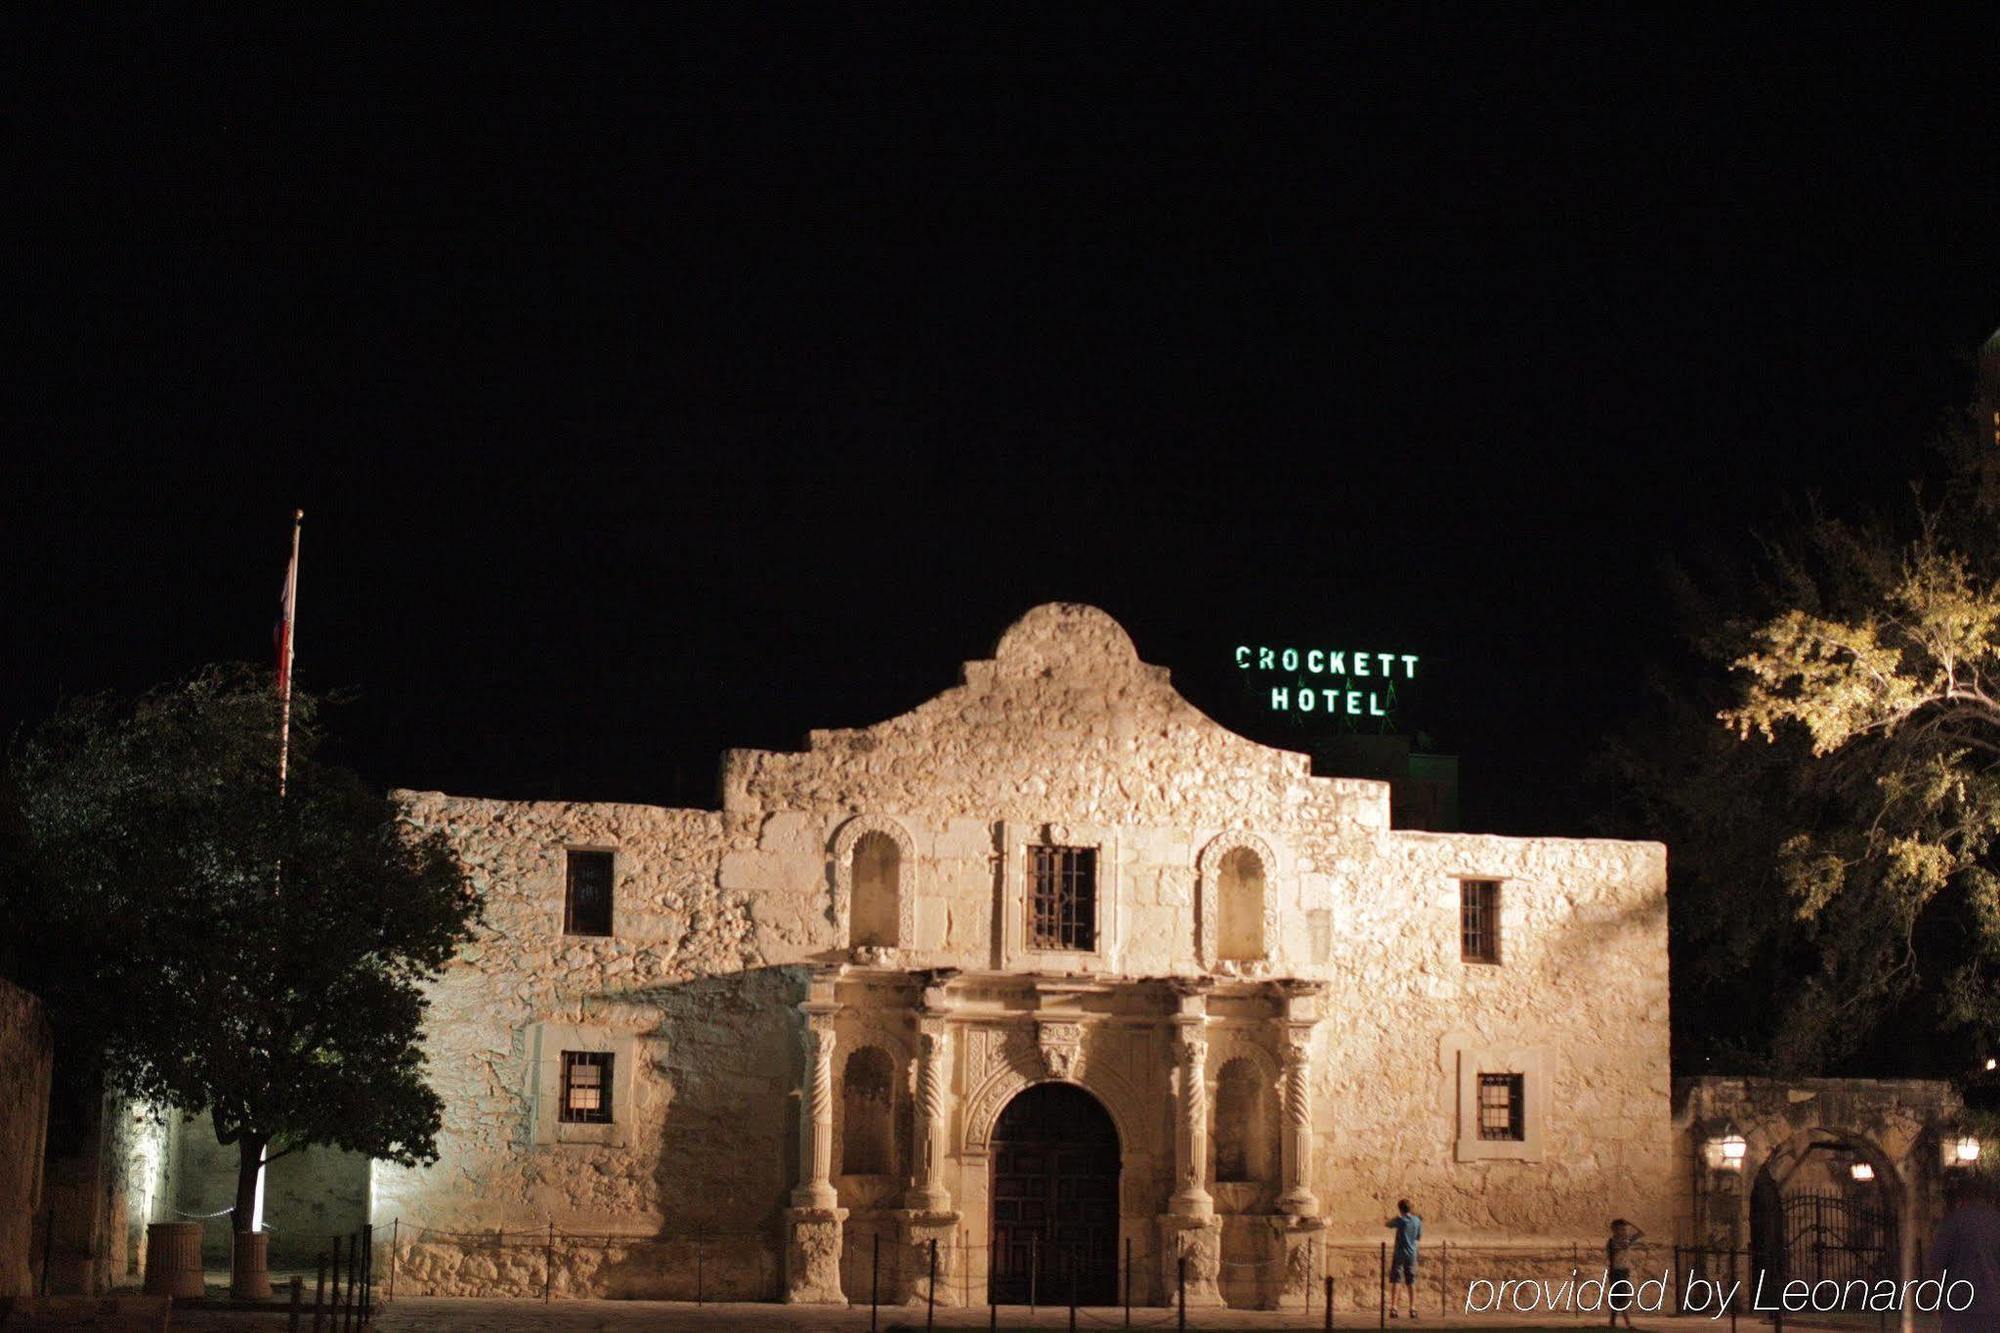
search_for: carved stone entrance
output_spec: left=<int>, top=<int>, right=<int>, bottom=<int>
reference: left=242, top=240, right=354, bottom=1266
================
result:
left=989, top=1083, right=1120, bottom=1306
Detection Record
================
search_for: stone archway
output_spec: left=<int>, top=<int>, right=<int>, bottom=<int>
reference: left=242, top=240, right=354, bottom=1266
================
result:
left=989, top=1083, right=1122, bottom=1306
left=1749, top=1130, right=1901, bottom=1290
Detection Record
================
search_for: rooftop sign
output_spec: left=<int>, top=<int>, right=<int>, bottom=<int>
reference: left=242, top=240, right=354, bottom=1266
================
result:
left=1234, top=643, right=1420, bottom=722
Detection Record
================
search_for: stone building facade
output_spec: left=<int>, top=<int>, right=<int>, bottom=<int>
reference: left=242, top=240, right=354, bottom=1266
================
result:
left=371, top=603, right=1674, bottom=1306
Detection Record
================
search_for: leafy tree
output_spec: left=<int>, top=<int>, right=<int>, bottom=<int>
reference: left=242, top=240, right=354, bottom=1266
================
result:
left=3, top=666, right=480, bottom=1234
left=1608, top=419, right=2000, bottom=1075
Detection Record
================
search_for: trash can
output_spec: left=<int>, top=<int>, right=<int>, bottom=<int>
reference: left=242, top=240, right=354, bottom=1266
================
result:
left=142, top=1220, right=206, bottom=1298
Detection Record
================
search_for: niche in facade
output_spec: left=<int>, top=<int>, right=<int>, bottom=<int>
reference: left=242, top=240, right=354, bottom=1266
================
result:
left=1217, top=846, right=1267, bottom=962
left=1213, top=1057, right=1275, bottom=1183
left=841, top=1046, right=896, bottom=1176
left=849, top=831, right=901, bottom=950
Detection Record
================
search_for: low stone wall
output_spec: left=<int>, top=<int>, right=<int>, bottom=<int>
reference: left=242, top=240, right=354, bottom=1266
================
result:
left=0, top=979, right=53, bottom=1298
left=385, top=1229, right=778, bottom=1301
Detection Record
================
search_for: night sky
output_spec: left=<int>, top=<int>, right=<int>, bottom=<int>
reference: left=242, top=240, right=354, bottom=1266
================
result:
left=8, top=12, right=1998, bottom=835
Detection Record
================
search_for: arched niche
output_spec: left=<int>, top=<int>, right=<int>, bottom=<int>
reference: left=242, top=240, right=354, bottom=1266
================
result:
left=839, top=1046, right=898, bottom=1177
left=829, top=814, right=919, bottom=958
left=1212, top=1056, right=1277, bottom=1185
left=1197, top=831, right=1281, bottom=971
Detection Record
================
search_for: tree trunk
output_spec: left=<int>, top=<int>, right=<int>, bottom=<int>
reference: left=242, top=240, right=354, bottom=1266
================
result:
left=232, top=1134, right=265, bottom=1234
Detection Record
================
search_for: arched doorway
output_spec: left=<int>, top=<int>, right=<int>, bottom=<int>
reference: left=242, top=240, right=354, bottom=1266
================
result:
left=1749, top=1134, right=1898, bottom=1289
left=990, top=1082, right=1121, bottom=1305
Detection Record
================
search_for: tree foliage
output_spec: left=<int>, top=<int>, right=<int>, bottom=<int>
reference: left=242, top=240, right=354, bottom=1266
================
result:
left=2, top=666, right=480, bottom=1225
left=1609, top=422, right=2000, bottom=1075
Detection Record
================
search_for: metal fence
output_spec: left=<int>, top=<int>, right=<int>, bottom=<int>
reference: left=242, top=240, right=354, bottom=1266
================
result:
left=376, top=1226, right=1794, bottom=1327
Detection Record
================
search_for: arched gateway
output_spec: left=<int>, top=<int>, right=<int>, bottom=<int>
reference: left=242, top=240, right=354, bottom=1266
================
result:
left=989, top=1083, right=1121, bottom=1305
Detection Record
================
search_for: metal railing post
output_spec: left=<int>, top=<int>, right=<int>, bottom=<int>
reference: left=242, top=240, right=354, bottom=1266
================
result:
left=1177, top=1254, right=1187, bottom=1330
left=1124, top=1235, right=1132, bottom=1326
left=927, top=1238, right=937, bottom=1332
left=386, top=1219, right=397, bottom=1305
left=1030, top=1232, right=1039, bottom=1314
left=695, top=1235, right=704, bottom=1306
left=313, top=1252, right=327, bottom=1333
left=39, top=1205, right=54, bottom=1296
left=1325, top=1274, right=1335, bottom=1330
left=1068, top=1247, right=1078, bottom=1332
left=363, top=1222, right=373, bottom=1322
left=989, top=1234, right=998, bottom=1329
left=1379, top=1239, right=1387, bottom=1329
left=871, top=1231, right=879, bottom=1331
left=329, top=1237, right=343, bottom=1333
left=288, top=1275, right=303, bottom=1332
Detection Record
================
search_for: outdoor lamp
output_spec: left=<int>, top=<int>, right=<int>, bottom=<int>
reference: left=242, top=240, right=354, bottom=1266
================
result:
left=1948, top=1135, right=1982, bottom=1167
left=1850, top=1161, right=1875, bottom=1182
left=1703, top=1122, right=1748, bottom=1173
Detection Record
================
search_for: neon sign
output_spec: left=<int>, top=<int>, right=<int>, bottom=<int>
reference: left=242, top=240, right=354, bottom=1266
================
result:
left=1234, top=644, right=1420, bottom=720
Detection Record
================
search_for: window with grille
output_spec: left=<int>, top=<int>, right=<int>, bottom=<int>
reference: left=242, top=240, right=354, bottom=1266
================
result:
left=1477, top=1073, right=1523, bottom=1141
left=565, top=850, right=614, bottom=936
left=1027, top=845, right=1097, bottom=951
left=1461, top=879, right=1500, bottom=963
left=560, top=1051, right=614, bottom=1124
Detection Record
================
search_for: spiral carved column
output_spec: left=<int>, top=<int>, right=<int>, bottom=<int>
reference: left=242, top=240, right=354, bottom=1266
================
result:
left=1276, top=1025, right=1320, bottom=1216
left=906, top=1017, right=954, bottom=1213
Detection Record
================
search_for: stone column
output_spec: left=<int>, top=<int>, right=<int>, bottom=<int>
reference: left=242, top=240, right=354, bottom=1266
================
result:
left=1169, top=1026, right=1214, bottom=1218
left=784, top=993, right=847, bottom=1304
left=791, top=1004, right=840, bottom=1211
left=906, top=1016, right=953, bottom=1214
left=1160, top=980, right=1221, bottom=1307
left=1272, top=979, right=1324, bottom=1218
left=1276, top=1027, right=1319, bottom=1217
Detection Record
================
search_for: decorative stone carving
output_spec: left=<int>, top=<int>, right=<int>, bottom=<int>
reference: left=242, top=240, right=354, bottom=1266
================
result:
left=829, top=814, right=919, bottom=955
left=792, top=1005, right=839, bottom=1210
left=898, top=1213, right=962, bottom=1307
left=1156, top=1214, right=1224, bottom=1308
left=1271, top=1216, right=1326, bottom=1310
left=782, top=1206, right=847, bottom=1304
left=905, top=1016, right=953, bottom=1213
left=1276, top=1023, right=1319, bottom=1217
left=1170, top=1025, right=1213, bottom=1217
left=1036, top=1020, right=1085, bottom=1082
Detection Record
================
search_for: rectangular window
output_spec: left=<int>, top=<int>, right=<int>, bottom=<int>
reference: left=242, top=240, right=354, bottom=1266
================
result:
left=560, top=1051, right=614, bottom=1124
left=1027, top=845, right=1097, bottom=952
left=565, top=850, right=614, bottom=936
left=1478, top=1072, right=1524, bottom=1141
left=1461, top=879, right=1500, bottom=963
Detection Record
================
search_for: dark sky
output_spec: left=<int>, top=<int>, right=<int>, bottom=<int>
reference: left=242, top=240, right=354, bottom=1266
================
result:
left=7, top=11, right=1998, bottom=833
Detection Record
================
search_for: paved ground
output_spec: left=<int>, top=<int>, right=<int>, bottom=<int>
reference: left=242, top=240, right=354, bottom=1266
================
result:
left=346, top=1299, right=1938, bottom=1331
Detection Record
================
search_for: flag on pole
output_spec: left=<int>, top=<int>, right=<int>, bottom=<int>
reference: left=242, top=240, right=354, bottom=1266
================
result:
left=275, top=512, right=301, bottom=698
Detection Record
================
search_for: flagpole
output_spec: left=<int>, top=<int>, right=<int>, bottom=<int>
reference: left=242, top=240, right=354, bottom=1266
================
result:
left=277, top=508, right=303, bottom=798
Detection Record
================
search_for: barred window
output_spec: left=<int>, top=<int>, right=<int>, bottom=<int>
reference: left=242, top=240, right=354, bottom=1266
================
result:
left=1461, top=879, right=1500, bottom=963
left=565, top=850, right=614, bottom=937
left=560, top=1051, right=614, bottom=1124
left=1477, top=1073, right=1523, bottom=1141
left=1028, top=845, right=1097, bottom=952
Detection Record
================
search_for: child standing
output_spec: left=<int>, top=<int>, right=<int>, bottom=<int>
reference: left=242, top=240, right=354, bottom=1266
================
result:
left=1386, top=1199, right=1422, bottom=1318
left=1605, top=1218, right=1645, bottom=1329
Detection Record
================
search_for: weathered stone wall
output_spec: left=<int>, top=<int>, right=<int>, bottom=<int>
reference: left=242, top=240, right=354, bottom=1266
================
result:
left=379, top=604, right=1673, bottom=1300
left=1674, top=1074, right=1964, bottom=1280
left=171, top=1113, right=369, bottom=1267
left=0, top=978, right=53, bottom=1298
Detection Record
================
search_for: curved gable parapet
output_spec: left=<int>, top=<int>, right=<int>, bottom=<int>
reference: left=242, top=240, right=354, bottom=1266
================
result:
left=721, top=604, right=1390, bottom=830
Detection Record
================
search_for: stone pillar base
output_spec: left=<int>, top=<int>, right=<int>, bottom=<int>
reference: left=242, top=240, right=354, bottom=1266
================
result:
left=782, top=1206, right=848, bottom=1304
left=1272, top=1216, right=1327, bottom=1310
left=897, top=1210, right=962, bottom=1306
left=1156, top=1214, right=1224, bottom=1308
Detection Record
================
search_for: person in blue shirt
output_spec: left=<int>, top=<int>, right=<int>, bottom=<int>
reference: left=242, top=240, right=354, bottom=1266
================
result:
left=1386, top=1198, right=1422, bottom=1318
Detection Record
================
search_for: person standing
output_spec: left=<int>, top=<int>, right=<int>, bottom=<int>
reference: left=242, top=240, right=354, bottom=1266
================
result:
left=1930, top=1174, right=2000, bottom=1333
left=1605, top=1219, right=1644, bottom=1328
left=1386, top=1199, right=1422, bottom=1318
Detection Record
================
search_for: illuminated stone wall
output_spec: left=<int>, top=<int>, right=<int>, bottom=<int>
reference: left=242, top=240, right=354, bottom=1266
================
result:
left=375, top=604, right=1672, bottom=1302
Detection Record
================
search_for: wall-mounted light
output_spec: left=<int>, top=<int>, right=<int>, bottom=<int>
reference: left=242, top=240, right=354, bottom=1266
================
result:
left=1944, top=1134, right=1983, bottom=1168
left=1703, top=1122, right=1748, bottom=1173
left=1850, top=1162, right=1876, bottom=1182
